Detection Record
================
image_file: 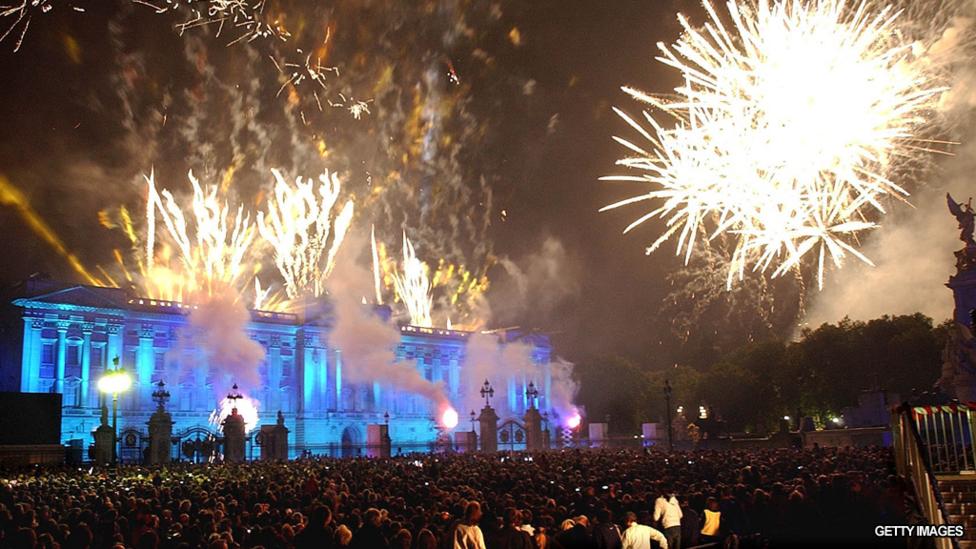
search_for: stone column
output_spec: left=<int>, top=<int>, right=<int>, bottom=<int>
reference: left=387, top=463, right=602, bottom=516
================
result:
left=56, top=322, right=68, bottom=394
left=106, top=324, right=123, bottom=370
left=21, top=318, right=41, bottom=392
left=301, top=334, right=315, bottom=412
left=478, top=406, right=499, bottom=453
left=147, top=408, right=173, bottom=464
left=222, top=408, right=246, bottom=463
left=92, top=405, right=114, bottom=466
left=138, top=325, right=154, bottom=406
left=335, top=350, right=344, bottom=411
left=80, top=324, right=93, bottom=408
left=524, top=407, right=543, bottom=451
left=317, top=347, right=329, bottom=410
left=268, top=336, right=282, bottom=412
left=326, top=348, right=338, bottom=410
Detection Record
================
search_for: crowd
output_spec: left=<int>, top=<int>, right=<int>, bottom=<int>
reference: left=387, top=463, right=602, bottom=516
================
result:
left=0, top=446, right=917, bottom=548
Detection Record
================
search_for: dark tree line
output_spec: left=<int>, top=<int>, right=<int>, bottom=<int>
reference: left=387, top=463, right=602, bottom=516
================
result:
left=573, top=313, right=947, bottom=435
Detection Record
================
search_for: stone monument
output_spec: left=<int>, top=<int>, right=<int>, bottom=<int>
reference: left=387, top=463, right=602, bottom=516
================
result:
left=221, top=384, right=247, bottom=463
left=146, top=380, right=173, bottom=465
left=939, top=194, right=976, bottom=402
left=259, top=411, right=290, bottom=461
left=523, top=382, right=543, bottom=451
left=92, top=404, right=114, bottom=466
left=478, top=406, right=499, bottom=452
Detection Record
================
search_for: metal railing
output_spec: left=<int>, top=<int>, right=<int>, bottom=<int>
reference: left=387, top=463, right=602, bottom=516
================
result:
left=910, top=403, right=976, bottom=475
left=893, top=403, right=958, bottom=549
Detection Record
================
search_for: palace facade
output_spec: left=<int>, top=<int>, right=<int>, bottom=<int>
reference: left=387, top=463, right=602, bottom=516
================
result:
left=2, top=279, right=554, bottom=459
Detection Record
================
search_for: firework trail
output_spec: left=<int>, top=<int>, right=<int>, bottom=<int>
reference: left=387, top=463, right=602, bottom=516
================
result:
left=256, top=168, right=354, bottom=300
left=1, top=0, right=85, bottom=52
left=391, top=232, right=433, bottom=328
left=145, top=169, right=258, bottom=301
left=603, top=0, right=948, bottom=289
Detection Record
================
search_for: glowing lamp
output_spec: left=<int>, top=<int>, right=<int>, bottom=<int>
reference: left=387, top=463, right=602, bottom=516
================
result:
left=97, top=369, right=132, bottom=395
left=440, top=407, right=459, bottom=430
left=566, top=412, right=581, bottom=430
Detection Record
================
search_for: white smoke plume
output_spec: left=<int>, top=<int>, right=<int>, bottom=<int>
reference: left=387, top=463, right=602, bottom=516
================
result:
left=492, top=236, right=580, bottom=326
left=325, top=238, right=451, bottom=411
left=166, top=287, right=266, bottom=400
left=460, top=332, right=578, bottom=423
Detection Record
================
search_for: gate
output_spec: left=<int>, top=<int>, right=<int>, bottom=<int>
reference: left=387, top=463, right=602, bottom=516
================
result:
left=118, top=428, right=146, bottom=464
left=498, top=419, right=526, bottom=452
left=176, top=427, right=221, bottom=463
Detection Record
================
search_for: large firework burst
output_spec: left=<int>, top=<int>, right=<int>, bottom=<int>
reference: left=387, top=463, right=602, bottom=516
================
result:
left=602, top=0, right=947, bottom=289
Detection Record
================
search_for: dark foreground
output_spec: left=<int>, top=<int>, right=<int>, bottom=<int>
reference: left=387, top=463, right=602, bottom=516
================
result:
left=0, top=447, right=923, bottom=548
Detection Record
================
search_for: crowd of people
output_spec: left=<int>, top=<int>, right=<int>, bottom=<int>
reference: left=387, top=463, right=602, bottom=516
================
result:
left=0, top=446, right=917, bottom=548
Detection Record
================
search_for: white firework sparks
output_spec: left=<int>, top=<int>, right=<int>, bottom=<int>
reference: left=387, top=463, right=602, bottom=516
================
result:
left=391, top=232, right=433, bottom=328
left=257, top=168, right=354, bottom=300
left=145, top=170, right=257, bottom=299
left=602, top=0, right=947, bottom=289
left=1, top=0, right=85, bottom=52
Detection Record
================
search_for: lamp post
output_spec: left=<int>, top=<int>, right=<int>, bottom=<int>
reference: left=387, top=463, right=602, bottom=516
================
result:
left=97, top=356, right=132, bottom=465
left=152, top=380, right=171, bottom=411
left=664, top=379, right=673, bottom=453
left=469, top=410, right=476, bottom=432
left=384, top=411, right=390, bottom=425
left=480, top=379, right=495, bottom=408
left=525, top=381, right=539, bottom=409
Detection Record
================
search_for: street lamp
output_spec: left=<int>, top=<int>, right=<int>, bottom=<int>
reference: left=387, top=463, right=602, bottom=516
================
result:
left=525, top=381, right=539, bottom=409
left=97, top=356, right=132, bottom=465
left=469, top=410, right=477, bottom=432
left=664, top=380, right=673, bottom=453
left=480, top=379, right=495, bottom=408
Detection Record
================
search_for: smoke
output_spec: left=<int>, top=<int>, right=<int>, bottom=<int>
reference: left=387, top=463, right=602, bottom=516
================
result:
left=459, top=332, right=579, bottom=422
left=491, top=236, right=581, bottom=327
left=325, top=235, right=450, bottom=410
left=166, top=287, right=266, bottom=399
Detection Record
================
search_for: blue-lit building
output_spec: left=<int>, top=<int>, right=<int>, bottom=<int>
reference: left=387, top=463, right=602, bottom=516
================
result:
left=2, top=279, right=554, bottom=459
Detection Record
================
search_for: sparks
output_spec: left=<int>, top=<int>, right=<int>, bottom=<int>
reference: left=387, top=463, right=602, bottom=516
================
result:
left=602, top=0, right=946, bottom=289
left=440, top=406, right=459, bottom=430
left=146, top=170, right=257, bottom=300
left=391, top=232, right=433, bottom=328
left=209, top=394, right=259, bottom=434
left=257, top=168, right=354, bottom=300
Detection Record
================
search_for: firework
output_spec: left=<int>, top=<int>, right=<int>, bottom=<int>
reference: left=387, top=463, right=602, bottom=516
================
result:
left=439, top=406, right=459, bottom=430
left=134, top=0, right=289, bottom=46
left=1, top=0, right=85, bottom=52
left=391, top=232, right=434, bottom=327
left=257, top=168, right=354, bottom=300
left=146, top=170, right=257, bottom=299
left=208, top=394, right=259, bottom=434
left=602, top=0, right=946, bottom=289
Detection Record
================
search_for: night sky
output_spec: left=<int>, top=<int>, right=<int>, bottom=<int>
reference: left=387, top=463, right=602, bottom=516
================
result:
left=0, top=0, right=816, bottom=367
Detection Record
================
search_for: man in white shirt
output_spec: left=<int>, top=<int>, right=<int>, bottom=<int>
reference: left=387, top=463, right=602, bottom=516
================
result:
left=653, top=488, right=683, bottom=549
left=453, top=501, right=487, bottom=549
left=621, top=511, right=668, bottom=549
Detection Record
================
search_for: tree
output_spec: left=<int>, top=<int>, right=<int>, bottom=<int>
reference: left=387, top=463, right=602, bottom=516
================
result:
left=573, top=356, right=655, bottom=435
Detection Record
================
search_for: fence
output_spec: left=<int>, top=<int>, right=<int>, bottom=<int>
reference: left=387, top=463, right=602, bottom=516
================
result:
left=910, top=403, right=976, bottom=475
left=893, top=403, right=958, bottom=549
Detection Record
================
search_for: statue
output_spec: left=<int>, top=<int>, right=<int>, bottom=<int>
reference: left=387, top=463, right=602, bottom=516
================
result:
left=938, top=319, right=976, bottom=402
left=947, top=194, right=976, bottom=272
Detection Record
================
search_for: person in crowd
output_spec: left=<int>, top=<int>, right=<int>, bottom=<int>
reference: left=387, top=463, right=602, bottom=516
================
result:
left=593, top=508, right=622, bottom=549
left=653, top=486, right=682, bottom=549
left=621, top=511, right=668, bottom=549
left=699, top=497, right=722, bottom=545
left=0, top=446, right=901, bottom=549
left=453, top=501, right=486, bottom=549
left=494, top=508, right=534, bottom=549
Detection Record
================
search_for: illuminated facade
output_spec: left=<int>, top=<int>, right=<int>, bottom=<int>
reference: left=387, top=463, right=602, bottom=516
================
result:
left=5, top=280, right=554, bottom=458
